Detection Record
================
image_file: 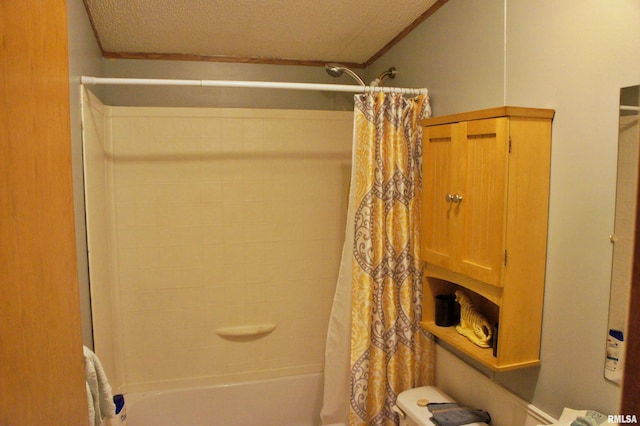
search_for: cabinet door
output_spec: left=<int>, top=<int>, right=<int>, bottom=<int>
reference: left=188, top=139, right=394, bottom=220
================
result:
left=455, top=118, right=509, bottom=286
left=421, top=123, right=455, bottom=269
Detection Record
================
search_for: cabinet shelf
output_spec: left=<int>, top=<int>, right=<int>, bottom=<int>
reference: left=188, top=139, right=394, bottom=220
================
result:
left=420, top=321, right=540, bottom=372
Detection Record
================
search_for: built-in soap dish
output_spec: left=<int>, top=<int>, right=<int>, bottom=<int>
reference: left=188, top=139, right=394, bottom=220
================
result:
left=215, top=324, right=276, bottom=340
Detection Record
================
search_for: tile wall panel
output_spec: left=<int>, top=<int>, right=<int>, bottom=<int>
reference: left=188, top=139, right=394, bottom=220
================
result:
left=104, top=107, right=352, bottom=391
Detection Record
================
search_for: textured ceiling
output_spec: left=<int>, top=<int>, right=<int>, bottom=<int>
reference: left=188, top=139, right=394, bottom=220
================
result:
left=84, top=0, right=444, bottom=66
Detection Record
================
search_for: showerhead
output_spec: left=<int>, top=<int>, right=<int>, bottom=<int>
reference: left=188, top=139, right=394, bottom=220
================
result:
left=325, top=63, right=344, bottom=78
left=324, top=63, right=366, bottom=86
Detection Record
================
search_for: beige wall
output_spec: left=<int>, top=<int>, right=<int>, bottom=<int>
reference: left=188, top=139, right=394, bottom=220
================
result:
left=67, top=0, right=105, bottom=347
left=367, top=0, right=505, bottom=115
left=369, top=0, right=640, bottom=418
left=83, top=92, right=353, bottom=392
left=505, top=0, right=639, bottom=416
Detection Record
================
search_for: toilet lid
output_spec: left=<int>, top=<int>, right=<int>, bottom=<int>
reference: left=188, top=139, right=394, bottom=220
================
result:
left=396, top=386, right=453, bottom=425
left=395, top=387, right=489, bottom=426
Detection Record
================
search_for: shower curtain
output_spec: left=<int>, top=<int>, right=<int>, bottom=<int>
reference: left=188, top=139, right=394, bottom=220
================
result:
left=321, top=92, right=434, bottom=426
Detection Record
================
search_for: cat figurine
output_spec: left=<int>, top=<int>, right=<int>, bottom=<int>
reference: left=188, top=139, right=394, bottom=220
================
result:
left=455, top=290, right=493, bottom=348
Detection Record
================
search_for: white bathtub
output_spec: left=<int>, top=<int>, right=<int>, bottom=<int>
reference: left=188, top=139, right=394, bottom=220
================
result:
left=125, top=373, right=324, bottom=426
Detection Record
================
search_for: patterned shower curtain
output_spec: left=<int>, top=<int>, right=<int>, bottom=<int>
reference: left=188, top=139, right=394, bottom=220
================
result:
left=349, top=92, right=434, bottom=426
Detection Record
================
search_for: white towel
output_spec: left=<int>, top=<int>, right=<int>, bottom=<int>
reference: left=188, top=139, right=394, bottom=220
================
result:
left=83, top=346, right=116, bottom=426
left=86, top=381, right=95, bottom=425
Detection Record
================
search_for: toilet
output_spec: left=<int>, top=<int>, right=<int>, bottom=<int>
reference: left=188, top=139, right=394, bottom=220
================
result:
left=393, top=386, right=490, bottom=426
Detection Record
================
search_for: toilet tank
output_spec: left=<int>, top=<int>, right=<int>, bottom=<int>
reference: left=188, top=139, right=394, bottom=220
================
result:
left=394, top=386, right=489, bottom=426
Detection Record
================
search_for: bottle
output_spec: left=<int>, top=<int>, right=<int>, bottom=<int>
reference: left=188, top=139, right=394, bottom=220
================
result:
left=605, top=329, right=624, bottom=385
left=111, top=394, right=127, bottom=425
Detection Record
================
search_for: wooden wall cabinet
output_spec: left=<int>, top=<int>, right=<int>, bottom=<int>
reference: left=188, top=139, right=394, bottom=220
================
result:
left=419, top=107, right=554, bottom=371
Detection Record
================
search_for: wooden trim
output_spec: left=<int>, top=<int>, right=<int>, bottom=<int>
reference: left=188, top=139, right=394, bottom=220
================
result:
left=102, top=50, right=366, bottom=69
left=365, top=0, right=449, bottom=67
left=621, top=129, right=640, bottom=415
left=426, top=264, right=502, bottom=306
left=421, top=106, right=556, bottom=127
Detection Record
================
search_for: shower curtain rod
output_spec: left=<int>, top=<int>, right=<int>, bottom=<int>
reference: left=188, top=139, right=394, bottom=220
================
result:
left=621, top=105, right=640, bottom=112
left=80, top=76, right=429, bottom=95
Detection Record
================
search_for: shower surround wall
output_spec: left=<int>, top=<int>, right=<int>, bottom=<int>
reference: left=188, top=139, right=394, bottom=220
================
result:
left=82, top=90, right=353, bottom=392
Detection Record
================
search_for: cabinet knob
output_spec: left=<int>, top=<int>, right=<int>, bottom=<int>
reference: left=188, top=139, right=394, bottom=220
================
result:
left=446, top=193, right=463, bottom=203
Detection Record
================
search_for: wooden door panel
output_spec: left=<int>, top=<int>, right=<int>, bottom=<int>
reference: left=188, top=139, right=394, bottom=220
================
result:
left=0, top=1, right=88, bottom=423
left=456, top=118, right=509, bottom=286
left=421, top=124, right=455, bottom=269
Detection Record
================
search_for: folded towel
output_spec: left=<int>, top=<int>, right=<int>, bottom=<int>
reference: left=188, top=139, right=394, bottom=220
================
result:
left=427, top=402, right=491, bottom=426
left=83, top=346, right=116, bottom=426
left=571, top=410, right=608, bottom=426
left=539, top=408, right=613, bottom=426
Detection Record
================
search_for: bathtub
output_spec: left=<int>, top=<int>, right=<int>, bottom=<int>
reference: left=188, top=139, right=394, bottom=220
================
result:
left=125, top=372, right=325, bottom=426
